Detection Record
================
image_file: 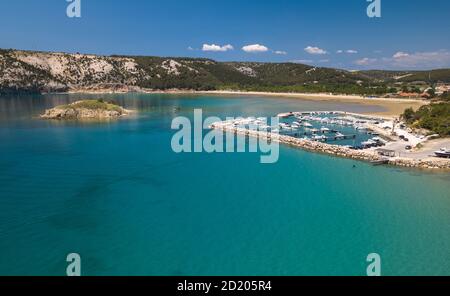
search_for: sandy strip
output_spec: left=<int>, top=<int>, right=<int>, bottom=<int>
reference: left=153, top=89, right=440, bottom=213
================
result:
left=195, top=90, right=428, bottom=119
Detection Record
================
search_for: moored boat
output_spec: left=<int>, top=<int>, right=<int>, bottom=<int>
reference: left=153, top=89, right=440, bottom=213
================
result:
left=371, top=158, right=390, bottom=166
left=312, top=135, right=327, bottom=142
left=335, top=132, right=345, bottom=139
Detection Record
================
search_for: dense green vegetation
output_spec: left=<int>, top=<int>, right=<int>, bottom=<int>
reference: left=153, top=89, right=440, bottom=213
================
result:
left=360, top=69, right=450, bottom=84
left=1, top=49, right=450, bottom=95
left=402, top=102, right=450, bottom=136
left=218, top=83, right=388, bottom=95
left=72, top=54, right=450, bottom=94
left=56, top=99, right=123, bottom=112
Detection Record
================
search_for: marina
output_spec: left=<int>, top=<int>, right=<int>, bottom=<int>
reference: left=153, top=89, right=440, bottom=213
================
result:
left=215, top=111, right=389, bottom=149
left=211, top=111, right=450, bottom=170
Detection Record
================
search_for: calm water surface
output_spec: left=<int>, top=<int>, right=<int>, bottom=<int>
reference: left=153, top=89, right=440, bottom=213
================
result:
left=0, top=93, right=449, bottom=275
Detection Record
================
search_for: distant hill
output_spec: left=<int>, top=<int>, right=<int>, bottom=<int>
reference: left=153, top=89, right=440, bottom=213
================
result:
left=1, top=49, right=449, bottom=95
left=358, top=69, right=450, bottom=83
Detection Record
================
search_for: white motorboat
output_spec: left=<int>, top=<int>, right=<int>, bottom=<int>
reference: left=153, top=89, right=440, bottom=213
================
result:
left=312, top=135, right=327, bottom=141
left=361, top=140, right=377, bottom=148
left=355, top=125, right=368, bottom=131
left=335, top=132, right=345, bottom=139
left=434, top=148, right=450, bottom=158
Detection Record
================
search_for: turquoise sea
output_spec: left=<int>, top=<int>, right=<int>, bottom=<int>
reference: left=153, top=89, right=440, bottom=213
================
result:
left=0, top=93, right=449, bottom=276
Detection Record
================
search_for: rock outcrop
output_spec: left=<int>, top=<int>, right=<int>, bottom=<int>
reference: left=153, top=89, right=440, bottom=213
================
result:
left=41, top=100, right=129, bottom=120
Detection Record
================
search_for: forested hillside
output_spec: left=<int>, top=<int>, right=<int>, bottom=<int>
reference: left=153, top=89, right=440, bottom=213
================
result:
left=1, top=49, right=449, bottom=95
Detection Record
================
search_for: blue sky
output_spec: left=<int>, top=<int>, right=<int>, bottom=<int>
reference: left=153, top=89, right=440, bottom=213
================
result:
left=0, top=0, right=449, bottom=70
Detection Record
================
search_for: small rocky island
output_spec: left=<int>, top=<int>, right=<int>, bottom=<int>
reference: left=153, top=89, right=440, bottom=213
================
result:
left=41, top=99, right=130, bottom=120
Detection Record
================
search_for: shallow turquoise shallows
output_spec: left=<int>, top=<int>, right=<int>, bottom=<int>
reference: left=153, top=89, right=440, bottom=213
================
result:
left=0, top=93, right=449, bottom=276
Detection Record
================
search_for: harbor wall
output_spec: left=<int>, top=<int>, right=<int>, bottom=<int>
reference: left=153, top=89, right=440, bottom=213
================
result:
left=211, top=125, right=450, bottom=170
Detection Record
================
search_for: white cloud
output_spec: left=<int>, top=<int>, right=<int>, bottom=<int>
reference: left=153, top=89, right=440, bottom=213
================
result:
left=274, top=50, right=287, bottom=55
left=304, top=46, right=327, bottom=55
left=242, top=44, right=269, bottom=53
left=389, top=50, right=450, bottom=69
left=202, top=44, right=234, bottom=52
left=392, top=51, right=410, bottom=59
left=319, top=59, right=330, bottom=63
left=337, top=49, right=358, bottom=54
left=355, top=57, right=377, bottom=66
left=354, top=50, right=450, bottom=69
left=187, top=46, right=195, bottom=51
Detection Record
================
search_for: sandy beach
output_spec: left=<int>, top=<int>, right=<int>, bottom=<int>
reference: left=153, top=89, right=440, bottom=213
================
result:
left=195, top=90, right=428, bottom=119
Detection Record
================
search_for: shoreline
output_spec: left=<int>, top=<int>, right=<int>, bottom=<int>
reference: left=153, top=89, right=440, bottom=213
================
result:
left=195, top=90, right=428, bottom=119
left=63, top=88, right=428, bottom=119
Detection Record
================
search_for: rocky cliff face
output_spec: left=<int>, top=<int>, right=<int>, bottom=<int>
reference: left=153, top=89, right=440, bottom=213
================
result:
left=0, top=50, right=218, bottom=93
left=0, top=49, right=251, bottom=93
left=0, top=49, right=354, bottom=93
left=0, top=49, right=150, bottom=93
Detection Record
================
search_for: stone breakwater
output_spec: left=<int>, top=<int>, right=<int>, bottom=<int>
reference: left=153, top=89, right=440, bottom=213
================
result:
left=211, top=125, right=450, bottom=170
